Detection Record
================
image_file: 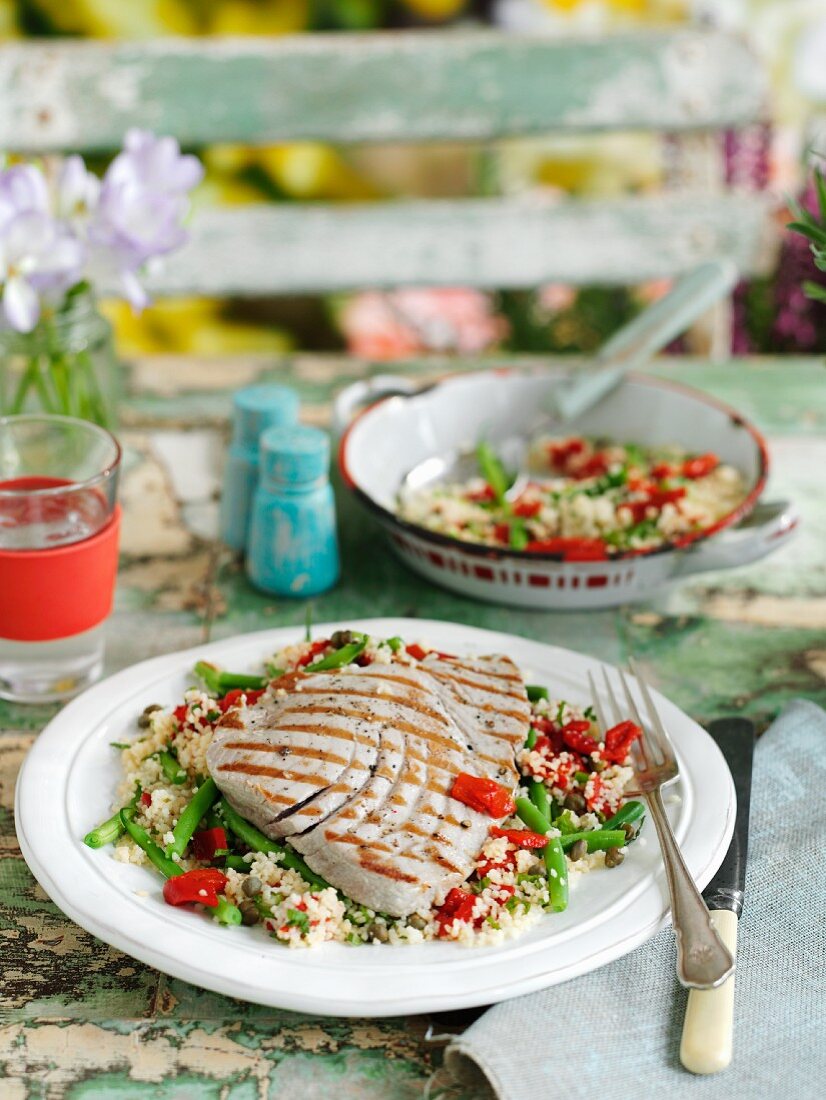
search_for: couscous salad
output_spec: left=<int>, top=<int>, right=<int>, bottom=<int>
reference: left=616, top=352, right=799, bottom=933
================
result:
left=398, top=436, right=747, bottom=558
left=85, top=629, right=646, bottom=947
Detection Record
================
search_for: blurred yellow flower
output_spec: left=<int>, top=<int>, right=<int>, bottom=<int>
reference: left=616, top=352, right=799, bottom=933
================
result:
left=259, top=144, right=380, bottom=201
left=208, top=0, right=310, bottom=34
left=28, top=0, right=196, bottom=36
left=100, top=298, right=292, bottom=356
left=400, top=0, right=468, bottom=20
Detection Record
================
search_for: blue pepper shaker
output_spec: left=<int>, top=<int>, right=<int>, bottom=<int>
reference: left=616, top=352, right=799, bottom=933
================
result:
left=247, top=425, right=340, bottom=597
left=220, top=384, right=299, bottom=552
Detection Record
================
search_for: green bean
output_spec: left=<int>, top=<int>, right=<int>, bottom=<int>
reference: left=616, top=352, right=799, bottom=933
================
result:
left=157, top=750, right=187, bottom=785
left=214, top=896, right=242, bottom=926
left=603, top=800, right=646, bottom=831
left=166, top=778, right=220, bottom=858
left=224, top=855, right=250, bottom=873
left=509, top=519, right=529, bottom=551
left=544, top=836, right=569, bottom=912
left=515, top=796, right=551, bottom=836
left=559, top=829, right=626, bottom=853
left=476, top=442, right=510, bottom=503
left=386, top=636, right=403, bottom=652
left=515, top=797, right=568, bottom=911
left=528, top=779, right=550, bottom=823
left=218, top=798, right=330, bottom=890
left=194, top=660, right=267, bottom=695
left=524, top=726, right=537, bottom=750
left=84, top=789, right=140, bottom=849
left=120, top=810, right=182, bottom=878
left=306, top=638, right=366, bottom=671
left=526, top=685, right=549, bottom=703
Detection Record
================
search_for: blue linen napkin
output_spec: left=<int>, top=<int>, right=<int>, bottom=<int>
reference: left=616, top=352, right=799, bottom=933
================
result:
left=444, top=700, right=826, bottom=1099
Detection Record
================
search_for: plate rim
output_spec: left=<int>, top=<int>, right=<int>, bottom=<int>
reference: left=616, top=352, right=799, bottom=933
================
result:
left=15, top=617, right=736, bottom=1017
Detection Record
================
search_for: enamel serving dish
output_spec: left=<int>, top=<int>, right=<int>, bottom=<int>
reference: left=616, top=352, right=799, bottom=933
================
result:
left=335, top=370, right=798, bottom=610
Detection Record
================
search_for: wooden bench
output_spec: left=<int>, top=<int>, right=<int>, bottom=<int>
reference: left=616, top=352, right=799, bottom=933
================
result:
left=0, top=30, right=772, bottom=303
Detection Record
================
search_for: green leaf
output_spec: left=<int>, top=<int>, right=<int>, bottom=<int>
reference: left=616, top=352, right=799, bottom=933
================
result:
left=803, top=280, right=826, bottom=303
left=815, top=167, right=826, bottom=221
left=286, top=907, right=310, bottom=933
left=476, top=442, right=510, bottom=504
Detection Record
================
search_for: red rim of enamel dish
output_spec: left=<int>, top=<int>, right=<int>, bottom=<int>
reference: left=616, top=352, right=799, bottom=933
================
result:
left=338, top=370, right=770, bottom=564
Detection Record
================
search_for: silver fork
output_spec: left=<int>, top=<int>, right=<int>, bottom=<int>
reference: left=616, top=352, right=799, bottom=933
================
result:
left=588, top=659, right=735, bottom=990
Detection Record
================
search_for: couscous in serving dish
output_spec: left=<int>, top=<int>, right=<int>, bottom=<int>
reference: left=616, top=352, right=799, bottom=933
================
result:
left=336, top=371, right=798, bottom=609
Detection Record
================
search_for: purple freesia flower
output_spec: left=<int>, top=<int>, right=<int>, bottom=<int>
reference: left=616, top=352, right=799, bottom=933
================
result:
left=0, top=210, right=83, bottom=332
left=0, top=165, right=49, bottom=232
left=87, top=129, right=203, bottom=308
left=56, top=155, right=101, bottom=226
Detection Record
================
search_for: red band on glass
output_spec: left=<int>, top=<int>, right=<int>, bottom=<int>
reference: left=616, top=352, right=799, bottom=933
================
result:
left=0, top=506, right=121, bottom=642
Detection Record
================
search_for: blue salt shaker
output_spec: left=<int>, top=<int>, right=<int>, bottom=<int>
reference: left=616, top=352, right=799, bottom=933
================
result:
left=247, top=425, right=340, bottom=597
left=220, top=384, right=299, bottom=551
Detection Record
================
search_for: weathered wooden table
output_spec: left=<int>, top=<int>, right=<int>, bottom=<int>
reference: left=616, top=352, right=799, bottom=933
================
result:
left=2, top=354, right=823, bottom=1097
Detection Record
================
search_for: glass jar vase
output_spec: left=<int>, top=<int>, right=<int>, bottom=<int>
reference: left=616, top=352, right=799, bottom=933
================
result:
left=0, top=290, right=119, bottom=428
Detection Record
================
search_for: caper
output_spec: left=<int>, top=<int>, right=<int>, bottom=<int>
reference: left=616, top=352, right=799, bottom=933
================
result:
left=330, top=630, right=354, bottom=648
left=563, top=792, right=586, bottom=813
left=137, top=703, right=162, bottom=729
left=239, top=900, right=259, bottom=925
left=368, top=921, right=389, bottom=943
left=408, top=913, right=428, bottom=930
left=622, top=822, right=637, bottom=841
left=242, top=876, right=262, bottom=897
left=592, top=759, right=606, bottom=773
left=568, top=839, right=588, bottom=862
left=605, top=847, right=625, bottom=868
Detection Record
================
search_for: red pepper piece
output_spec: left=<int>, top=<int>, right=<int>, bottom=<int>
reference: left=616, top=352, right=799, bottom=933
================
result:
left=682, top=453, right=719, bottom=479
left=575, top=452, right=610, bottom=479
left=489, top=826, right=548, bottom=848
left=493, top=523, right=512, bottom=544
left=451, top=772, right=516, bottom=817
left=546, top=438, right=586, bottom=471
left=191, top=826, right=228, bottom=861
left=298, top=639, right=331, bottom=667
left=618, top=499, right=652, bottom=525
left=651, top=462, right=677, bottom=480
left=406, top=643, right=456, bottom=661
left=647, top=486, right=686, bottom=509
left=219, top=687, right=266, bottom=712
left=512, top=497, right=541, bottom=518
left=140, top=791, right=152, bottom=807
left=476, top=848, right=517, bottom=878
left=560, top=720, right=600, bottom=757
left=173, top=704, right=188, bottom=726
left=524, top=537, right=608, bottom=561
left=163, top=868, right=228, bottom=909
left=603, top=719, right=641, bottom=764
left=467, top=483, right=497, bottom=503
left=435, top=887, right=478, bottom=934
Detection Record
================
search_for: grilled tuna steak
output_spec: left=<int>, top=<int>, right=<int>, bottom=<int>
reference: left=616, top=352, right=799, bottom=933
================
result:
left=206, top=656, right=531, bottom=916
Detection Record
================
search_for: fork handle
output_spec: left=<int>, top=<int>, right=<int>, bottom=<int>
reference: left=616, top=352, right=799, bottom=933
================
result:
left=646, top=787, right=735, bottom=989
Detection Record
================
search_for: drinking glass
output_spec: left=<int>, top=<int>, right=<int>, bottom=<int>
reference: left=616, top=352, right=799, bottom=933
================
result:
left=0, top=415, right=121, bottom=702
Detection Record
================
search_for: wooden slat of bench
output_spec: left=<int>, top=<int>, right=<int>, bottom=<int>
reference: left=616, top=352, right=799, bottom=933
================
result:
left=0, top=31, right=766, bottom=152
left=145, top=192, right=773, bottom=296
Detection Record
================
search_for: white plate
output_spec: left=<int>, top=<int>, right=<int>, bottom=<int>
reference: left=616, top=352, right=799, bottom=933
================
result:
left=15, top=619, right=735, bottom=1018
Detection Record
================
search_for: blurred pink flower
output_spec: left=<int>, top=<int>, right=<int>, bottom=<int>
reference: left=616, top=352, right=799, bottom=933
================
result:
left=340, top=288, right=509, bottom=359
left=537, top=283, right=576, bottom=313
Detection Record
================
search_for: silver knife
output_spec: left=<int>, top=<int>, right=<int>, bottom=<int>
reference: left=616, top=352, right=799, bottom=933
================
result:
left=680, top=717, right=755, bottom=1074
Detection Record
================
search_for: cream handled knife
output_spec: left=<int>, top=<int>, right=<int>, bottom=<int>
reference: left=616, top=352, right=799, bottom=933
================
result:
left=680, top=717, right=755, bottom=1074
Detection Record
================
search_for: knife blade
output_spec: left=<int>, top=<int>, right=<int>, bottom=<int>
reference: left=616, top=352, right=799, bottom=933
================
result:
left=680, top=716, right=756, bottom=1075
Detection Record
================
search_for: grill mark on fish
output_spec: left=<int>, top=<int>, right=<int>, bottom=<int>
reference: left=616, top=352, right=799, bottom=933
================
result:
left=217, top=761, right=329, bottom=786
left=279, top=705, right=463, bottom=753
left=260, top=790, right=294, bottom=806
left=293, top=686, right=450, bottom=726
left=222, top=741, right=352, bottom=767
left=357, top=852, right=421, bottom=884
left=271, top=723, right=375, bottom=748
left=442, top=659, right=523, bottom=684
left=432, top=670, right=525, bottom=701
left=217, top=711, right=245, bottom=730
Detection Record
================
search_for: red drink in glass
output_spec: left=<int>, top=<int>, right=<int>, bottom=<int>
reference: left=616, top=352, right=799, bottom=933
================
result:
left=0, top=416, right=121, bottom=702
